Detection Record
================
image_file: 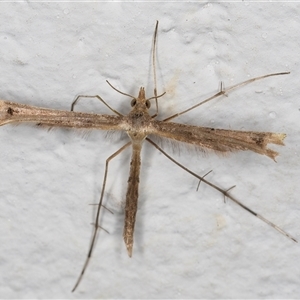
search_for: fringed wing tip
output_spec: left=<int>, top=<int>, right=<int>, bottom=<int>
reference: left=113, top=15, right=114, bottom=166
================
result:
left=266, top=149, right=279, bottom=162
left=0, top=100, right=11, bottom=126
left=266, top=133, right=286, bottom=161
left=270, top=133, right=286, bottom=146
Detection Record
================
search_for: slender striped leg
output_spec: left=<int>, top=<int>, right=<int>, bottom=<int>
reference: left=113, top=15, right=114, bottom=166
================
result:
left=146, top=138, right=297, bottom=243
left=72, top=141, right=131, bottom=292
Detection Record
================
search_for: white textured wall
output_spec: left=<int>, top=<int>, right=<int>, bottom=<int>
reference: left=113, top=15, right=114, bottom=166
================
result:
left=0, top=2, right=299, bottom=298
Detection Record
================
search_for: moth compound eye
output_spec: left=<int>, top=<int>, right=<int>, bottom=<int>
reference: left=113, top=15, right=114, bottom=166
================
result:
left=146, top=100, right=151, bottom=109
left=131, top=99, right=137, bottom=107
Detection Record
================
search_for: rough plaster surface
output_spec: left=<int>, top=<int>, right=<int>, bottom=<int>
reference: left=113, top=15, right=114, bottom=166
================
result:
left=0, top=2, right=299, bottom=299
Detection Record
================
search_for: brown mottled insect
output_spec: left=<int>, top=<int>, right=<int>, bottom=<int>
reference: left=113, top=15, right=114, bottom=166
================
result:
left=0, top=21, right=296, bottom=291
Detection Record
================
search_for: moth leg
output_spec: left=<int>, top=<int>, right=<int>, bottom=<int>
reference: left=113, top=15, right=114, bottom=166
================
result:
left=72, top=141, right=131, bottom=292
left=196, top=170, right=213, bottom=191
left=71, top=94, right=123, bottom=116
left=146, top=137, right=297, bottom=243
left=163, top=72, right=290, bottom=122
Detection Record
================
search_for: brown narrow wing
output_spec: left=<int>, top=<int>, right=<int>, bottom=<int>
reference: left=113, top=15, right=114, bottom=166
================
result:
left=123, top=142, right=142, bottom=257
left=150, top=120, right=286, bottom=161
left=0, top=100, right=124, bottom=130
